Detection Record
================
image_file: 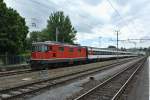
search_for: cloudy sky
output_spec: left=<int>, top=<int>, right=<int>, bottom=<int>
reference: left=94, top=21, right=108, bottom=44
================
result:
left=4, top=0, right=150, bottom=48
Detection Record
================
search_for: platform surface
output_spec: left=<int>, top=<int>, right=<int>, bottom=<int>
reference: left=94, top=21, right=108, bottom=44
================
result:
left=127, top=57, right=149, bottom=100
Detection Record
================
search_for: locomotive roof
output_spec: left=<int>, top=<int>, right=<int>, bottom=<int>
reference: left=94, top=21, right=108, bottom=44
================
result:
left=32, top=41, right=86, bottom=48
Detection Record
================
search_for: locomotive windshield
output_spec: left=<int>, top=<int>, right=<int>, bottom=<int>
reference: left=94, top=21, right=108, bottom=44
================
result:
left=32, top=44, right=48, bottom=52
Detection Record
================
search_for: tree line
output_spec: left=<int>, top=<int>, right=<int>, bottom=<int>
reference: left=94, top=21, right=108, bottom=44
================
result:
left=26, top=11, right=77, bottom=50
left=0, top=0, right=76, bottom=55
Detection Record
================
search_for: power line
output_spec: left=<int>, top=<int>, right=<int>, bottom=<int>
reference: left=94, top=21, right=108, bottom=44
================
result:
left=128, top=38, right=150, bottom=40
left=106, top=0, right=136, bottom=34
left=30, top=0, right=56, bottom=11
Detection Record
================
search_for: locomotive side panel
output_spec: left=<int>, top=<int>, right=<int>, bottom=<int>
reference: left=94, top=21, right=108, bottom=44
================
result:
left=30, top=42, right=87, bottom=69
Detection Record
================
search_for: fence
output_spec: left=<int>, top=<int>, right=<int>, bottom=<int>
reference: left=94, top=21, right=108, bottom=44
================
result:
left=0, top=55, right=30, bottom=66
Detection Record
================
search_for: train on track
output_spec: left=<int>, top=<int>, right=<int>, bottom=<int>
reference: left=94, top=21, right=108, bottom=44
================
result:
left=30, top=41, right=137, bottom=70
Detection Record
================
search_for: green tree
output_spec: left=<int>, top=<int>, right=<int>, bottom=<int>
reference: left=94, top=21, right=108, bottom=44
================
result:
left=45, top=11, right=76, bottom=44
left=0, top=0, right=28, bottom=54
left=26, top=31, right=40, bottom=50
left=29, top=31, right=40, bottom=42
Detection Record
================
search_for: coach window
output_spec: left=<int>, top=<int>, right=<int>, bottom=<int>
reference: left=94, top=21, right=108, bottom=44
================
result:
left=69, top=48, right=73, bottom=52
left=101, top=51, right=104, bottom=55
left=96, top=51, right=98, bottom=55
left=59, top=47, right=64, bottom=51
left=103, top=51, right=105, bottom=55
left=112, top=52, right=114, bottom=55
left=109, top=52, right=111, bottom=55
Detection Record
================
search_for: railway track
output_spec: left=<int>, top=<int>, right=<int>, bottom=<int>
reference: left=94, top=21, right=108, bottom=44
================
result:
left=0, top=57, right=141, bottom=100
left=0, top=57, right=136, bottom=78
left=0, top=69, right=32, bottom=77
left=73, top=58, right=146, bottom=100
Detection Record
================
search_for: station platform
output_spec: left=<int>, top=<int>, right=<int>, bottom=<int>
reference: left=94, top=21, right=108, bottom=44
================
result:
left=127, top=57, right=149, bottom=100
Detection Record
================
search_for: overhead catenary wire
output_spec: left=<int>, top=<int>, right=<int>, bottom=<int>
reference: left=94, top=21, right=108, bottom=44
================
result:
left=106, top=0, right=137, bottom=34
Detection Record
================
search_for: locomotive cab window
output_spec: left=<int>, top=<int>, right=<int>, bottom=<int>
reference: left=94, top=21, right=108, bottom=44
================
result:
left=41, top=45, right=45, bottom=52
left=41, top=45, right=48, bottom=52
left=44, top=45, right=49, bottom=51
left=32, top=45, right=48, bottom=52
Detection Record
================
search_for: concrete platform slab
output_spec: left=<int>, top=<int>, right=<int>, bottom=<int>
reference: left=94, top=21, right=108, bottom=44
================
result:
left=127, top=57, right=149, bottom=100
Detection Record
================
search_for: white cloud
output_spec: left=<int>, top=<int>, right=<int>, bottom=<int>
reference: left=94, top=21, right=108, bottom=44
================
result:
left=4, top=0, right=150, bottom=48
left=80, top=0, right=114, bottom=22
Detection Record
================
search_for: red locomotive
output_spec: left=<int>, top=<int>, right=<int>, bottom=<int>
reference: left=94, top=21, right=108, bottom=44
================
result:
left=31, top=41, right=87, bottom=69
left=30, top=41, right=136, bottom=70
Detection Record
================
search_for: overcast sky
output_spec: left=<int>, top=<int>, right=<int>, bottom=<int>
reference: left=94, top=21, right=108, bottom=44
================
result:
left=4, top=0, right=150, bottom=48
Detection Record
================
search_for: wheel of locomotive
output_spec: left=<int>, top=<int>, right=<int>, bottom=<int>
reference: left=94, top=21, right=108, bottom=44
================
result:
left=30, top=62, right=43, bottom=70
left=30, top=63, right=38, bottom=70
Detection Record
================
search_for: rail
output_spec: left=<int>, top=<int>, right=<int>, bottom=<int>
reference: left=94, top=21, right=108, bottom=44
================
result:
left=0, top=57, right=142, bottom=99
left=74, top=57, right=146, bottom=100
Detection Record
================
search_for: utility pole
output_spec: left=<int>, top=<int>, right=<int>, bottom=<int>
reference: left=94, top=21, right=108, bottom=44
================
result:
left=55, top=27, right=59, bottom=42
left=114, top=30, right=119, bottom=50
left=115, top=30, right=119, bottom=62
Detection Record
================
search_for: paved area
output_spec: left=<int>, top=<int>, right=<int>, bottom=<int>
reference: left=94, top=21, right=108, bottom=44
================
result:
left=127, top=57, right=149, bottom=100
